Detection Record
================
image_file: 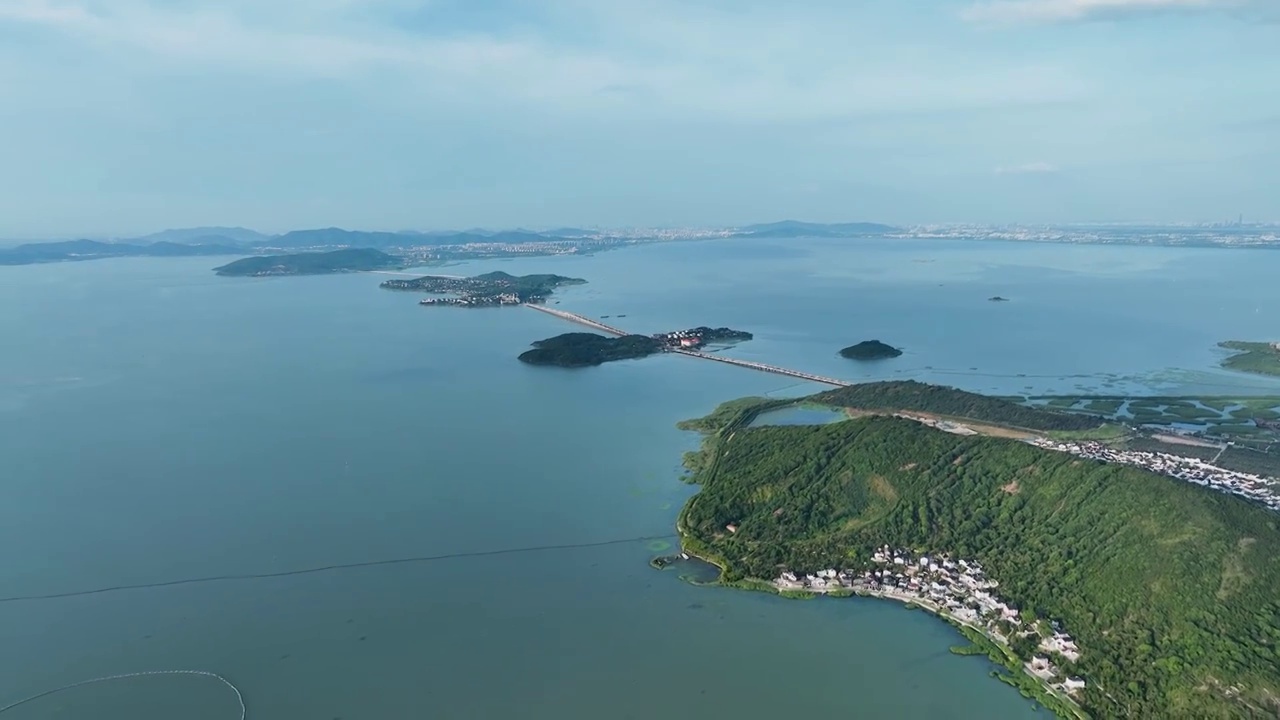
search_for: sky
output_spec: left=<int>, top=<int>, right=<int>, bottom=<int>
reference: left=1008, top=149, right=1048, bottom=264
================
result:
left=1, top=0, right=1278, bottom=238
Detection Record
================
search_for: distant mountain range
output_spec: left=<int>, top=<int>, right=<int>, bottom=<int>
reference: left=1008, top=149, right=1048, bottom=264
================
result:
left=135, top=226, right=271, bottom=245
left=0, top=221, right=900, bottom=266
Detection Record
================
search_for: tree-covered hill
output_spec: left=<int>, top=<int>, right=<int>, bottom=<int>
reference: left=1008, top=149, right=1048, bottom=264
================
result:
left=518, top=333, right=662, bottom=367
left=815, top=380, right=1104, bottom=432
left=839, top=340, right=903, bottom=360
left=680, top=411, right=1280, bottom=718
left=213, top=248, right=399, bottom=276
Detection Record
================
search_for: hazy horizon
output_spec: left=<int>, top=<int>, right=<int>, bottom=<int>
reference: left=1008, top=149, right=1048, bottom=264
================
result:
left=6, top=217, right=1280, bottom=245
left=3, top=0, right=1279, bottom=237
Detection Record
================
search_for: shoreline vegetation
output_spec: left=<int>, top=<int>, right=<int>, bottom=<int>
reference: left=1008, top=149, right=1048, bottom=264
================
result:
left=1219, top=341, right=1280, bottom=378
left=656, top=543, right=1085, bottom=717
left=662, top=382, right=1280, bottom=719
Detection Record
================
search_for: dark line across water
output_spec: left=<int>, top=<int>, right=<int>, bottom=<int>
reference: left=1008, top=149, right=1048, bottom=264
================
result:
left=0, top=534, right=678, bottom=605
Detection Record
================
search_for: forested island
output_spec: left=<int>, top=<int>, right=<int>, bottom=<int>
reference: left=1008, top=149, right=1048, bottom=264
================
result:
left=839, top=340, right=902, bottom=360
left=989, top=296, right=1010, bottom=302
left=381, top=271, right=585, bottom=306
left=673, top=388, right=1280, bottom=718
left=1220, top=341, right=1280, bottom=377
left=214, top=248, right=399, bottom=276
left=517, top=333, right=662, bottom=367
left=519, top=324, right=754, bottom=367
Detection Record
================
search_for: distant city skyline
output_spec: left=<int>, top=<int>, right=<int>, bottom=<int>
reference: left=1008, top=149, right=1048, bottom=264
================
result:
left=2, top=0, right=1278, bottom=237
left=6, top=218, right=1279, bottom=246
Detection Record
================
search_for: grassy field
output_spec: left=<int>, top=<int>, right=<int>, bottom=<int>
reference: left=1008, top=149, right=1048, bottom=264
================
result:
left=1083, top=399, right=1124, bottom=415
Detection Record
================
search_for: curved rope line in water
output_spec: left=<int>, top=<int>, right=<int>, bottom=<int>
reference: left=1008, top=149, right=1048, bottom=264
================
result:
left=0, top=534, right=677, bottom=604
left=0, top=670, right=245, bottom=718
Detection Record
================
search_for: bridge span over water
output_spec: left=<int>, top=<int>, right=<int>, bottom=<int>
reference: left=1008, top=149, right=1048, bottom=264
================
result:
left=525, top=304, right=629, bottom=336
left=525, top=303, right=851, bottom=388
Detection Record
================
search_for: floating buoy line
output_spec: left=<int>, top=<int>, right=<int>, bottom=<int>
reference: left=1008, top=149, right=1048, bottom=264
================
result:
left=0, top=534, right=677, bottom=604
left=0, top=670, right=245, bottom=717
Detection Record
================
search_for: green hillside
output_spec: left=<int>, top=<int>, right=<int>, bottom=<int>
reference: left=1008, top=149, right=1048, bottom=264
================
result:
left=679, top=409, right=1280, bottom=718
left=815, top=380, right=1104, bottom=432
left=213, top=248, right=399, bottom=276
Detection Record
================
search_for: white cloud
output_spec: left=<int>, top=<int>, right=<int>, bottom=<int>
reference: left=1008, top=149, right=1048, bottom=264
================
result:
left=995, top=162, right=1060, bottom=174
left=963, top=0, right=1245, bottom=24
left=0, top=0, right=1093, bottom=122
left=0, top=0, right=93, bottom=25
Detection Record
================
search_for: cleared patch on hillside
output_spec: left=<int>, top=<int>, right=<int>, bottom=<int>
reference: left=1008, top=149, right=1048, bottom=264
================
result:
left=868, top=474, right=899, bottom=503
left=1217, top=537, right=1257, bottom=600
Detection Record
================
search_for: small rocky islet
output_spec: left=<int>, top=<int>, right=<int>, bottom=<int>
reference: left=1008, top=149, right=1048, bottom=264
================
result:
left=839, top=340, right=903, bottom=361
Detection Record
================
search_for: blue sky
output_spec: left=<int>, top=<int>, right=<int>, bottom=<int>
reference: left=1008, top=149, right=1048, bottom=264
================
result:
left=1, top=0, right=1278, bottom=237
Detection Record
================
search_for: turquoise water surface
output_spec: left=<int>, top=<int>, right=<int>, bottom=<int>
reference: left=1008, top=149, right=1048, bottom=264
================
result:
left=2, top=237, right=1279, bottom=718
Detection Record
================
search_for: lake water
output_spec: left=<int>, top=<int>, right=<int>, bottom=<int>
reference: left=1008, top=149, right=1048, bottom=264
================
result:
left=2, top=237, right=1279, bottom=719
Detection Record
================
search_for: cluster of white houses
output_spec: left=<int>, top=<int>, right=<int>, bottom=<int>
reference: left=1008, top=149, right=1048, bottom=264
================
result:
left=654, top=329, right=707, bottom=349
left=419, top=292, right=526, bottom=307
left=1029, top=439, right=1280, bottom=511
left=773, top=546, right=1087, bottom=699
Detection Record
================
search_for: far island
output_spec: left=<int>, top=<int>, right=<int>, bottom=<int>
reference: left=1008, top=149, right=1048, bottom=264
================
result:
left=520, top=325, right=754, bottom=367
left=989, top=296, right=1010, bottom=302
left=518, top=333, right=663, bottom=367
left=1219, top=340, right=1280, bottom=378
left=4, top=239, right=245, bottom=266
left=214, top=248, right=400, bottom=277
left=839, top=340, right=902, bottom=360
left=382, top=271, right=585, bottom=306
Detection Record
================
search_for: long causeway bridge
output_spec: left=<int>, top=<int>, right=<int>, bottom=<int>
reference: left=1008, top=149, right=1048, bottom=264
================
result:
left=525, top=304, right=851, bottom=388
left=526, top=304, right=630, bottom=336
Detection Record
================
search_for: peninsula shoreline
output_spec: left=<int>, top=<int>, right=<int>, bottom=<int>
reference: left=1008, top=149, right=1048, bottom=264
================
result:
left=661, top=540, right=1086, bottom=719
